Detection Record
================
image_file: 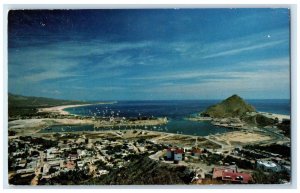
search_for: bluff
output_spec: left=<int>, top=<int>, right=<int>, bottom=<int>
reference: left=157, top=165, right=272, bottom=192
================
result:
left=201, top=94, right=256, bottom=118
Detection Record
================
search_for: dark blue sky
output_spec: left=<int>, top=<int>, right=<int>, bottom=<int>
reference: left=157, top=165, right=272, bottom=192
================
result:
left=8, top=9, right=290, bottom=100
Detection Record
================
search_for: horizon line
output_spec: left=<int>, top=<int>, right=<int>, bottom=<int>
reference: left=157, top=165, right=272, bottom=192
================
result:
left=8, top=92, right=290, bottom=102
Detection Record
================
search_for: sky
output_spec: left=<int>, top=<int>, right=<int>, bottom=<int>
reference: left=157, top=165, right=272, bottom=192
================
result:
left=8, top=9, right=290, bottom=100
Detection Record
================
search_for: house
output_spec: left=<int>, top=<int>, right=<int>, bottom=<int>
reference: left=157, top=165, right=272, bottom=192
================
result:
left=27, top=161, right=37, bottom=169
left=46, top=148, right=59, bottom=161
left=256, top=160, right=281, bottom=172
left=16, top=168, right=35, bottom=175
left=212, top=165, right=237, bottom=179
left=77, top=149, right=87, bottom=158
left=174, top=148, right=185, bottom=161
left=166, top=148, right=174, bottom=160
left=64, top=161, right=76, bottom=170
left=68, top=153, right=79, bottom=161
left=191, top=148, right=202, bottom=157
left=95, top=170, right=109, bottom=177
left=77, top=161, right=85, bottom=168
left=43, top=160, right=64, bottom=175
left=222, top=171, right=252, bottom=184
left=16, top=159, right=27, bottom=168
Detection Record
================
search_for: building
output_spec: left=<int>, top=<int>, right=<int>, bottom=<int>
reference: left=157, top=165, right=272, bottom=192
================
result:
left=77, top=161, right=85, bottom=168
left=68, top=153, right=79, bottom=161
left=16, top=168, right=35, bottom=175
left=64, top=161, right=76, bottom=171
left=174, top=148, right=185, bottom=161
left=77, top=149, right=87, bottom=158
left=222, top=171, right=252, bottom=184
left=27, top=160, right=37, bottom=169
left=191, top=148, right=202, bottom=157
left=43, top=160, right=64, bottom=175
left=212, top=165, right=252, bottom=184
left=256, top=160, right=281, bottom=172
left=166, top=148, right=174, bottom=160
left=95, top=170, right=109, bottom=177
left=212, top=165, right=237, bottom=179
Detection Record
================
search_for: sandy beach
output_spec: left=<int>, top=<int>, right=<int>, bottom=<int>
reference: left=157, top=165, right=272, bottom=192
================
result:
left=38, top=104, right=92, bottom=115
left=258, top=112, right=290, bottom=122
left=38, top=102, right=117, bottom=115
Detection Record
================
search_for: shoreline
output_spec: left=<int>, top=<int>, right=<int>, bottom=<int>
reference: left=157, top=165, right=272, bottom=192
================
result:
left=38, top=102, right=116, bottom=115
left=257, top=111, right=290, bottom=122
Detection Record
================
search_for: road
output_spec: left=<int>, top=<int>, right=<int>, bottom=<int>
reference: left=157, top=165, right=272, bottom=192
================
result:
left=30, top=151, right=45, bottom=185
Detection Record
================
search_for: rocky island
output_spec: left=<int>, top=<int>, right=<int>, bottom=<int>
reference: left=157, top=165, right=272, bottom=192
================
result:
left=189, top=95, right=290, bottom=134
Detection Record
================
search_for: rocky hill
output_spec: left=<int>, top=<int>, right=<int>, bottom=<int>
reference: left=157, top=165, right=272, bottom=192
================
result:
left=201, top=94, right=256, bottom=118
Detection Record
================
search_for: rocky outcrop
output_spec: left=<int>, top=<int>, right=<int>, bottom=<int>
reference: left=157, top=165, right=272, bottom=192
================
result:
left=201, top=94, right=256, bottom=118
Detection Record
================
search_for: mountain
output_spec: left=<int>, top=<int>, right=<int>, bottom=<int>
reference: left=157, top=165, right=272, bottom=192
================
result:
left=201, top=94, right=256, bottom=118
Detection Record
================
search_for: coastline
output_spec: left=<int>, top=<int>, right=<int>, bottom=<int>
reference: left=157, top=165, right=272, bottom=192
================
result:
left=186, top=111, right=291, bottom=132
left=257, top=111, right=290, bottom=122
left=38, top=102, right=116, bottom=115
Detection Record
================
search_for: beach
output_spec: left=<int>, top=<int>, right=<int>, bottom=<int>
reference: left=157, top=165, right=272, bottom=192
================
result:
left=37, top=101, right=118, bottom=116
left=38, top=104, right=93, bottom=115
left=258, top=112, right=290, bottom=123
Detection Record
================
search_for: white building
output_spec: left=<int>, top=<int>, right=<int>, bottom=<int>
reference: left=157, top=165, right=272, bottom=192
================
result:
left=256, top=160, right=281, bottom=172
left=174, top=149, right=184, bottom=161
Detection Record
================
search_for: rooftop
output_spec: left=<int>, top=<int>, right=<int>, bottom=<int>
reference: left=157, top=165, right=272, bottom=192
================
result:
left=257, top=160, right=277, bottom=167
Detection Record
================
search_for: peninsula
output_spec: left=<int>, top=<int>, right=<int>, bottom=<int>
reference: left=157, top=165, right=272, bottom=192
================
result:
left=188, top=95, right=291, bottom=137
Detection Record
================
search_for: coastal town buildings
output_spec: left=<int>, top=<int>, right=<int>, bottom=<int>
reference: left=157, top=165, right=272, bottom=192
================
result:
left=8, top=128, right=291, bottom=185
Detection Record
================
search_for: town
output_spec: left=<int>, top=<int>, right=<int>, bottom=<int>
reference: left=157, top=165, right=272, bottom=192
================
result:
left=8, top=128, right=291, bottom=185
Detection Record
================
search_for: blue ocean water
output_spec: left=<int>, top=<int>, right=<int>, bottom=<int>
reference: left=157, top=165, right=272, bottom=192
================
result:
left=42, top=99, right=290, bottom=136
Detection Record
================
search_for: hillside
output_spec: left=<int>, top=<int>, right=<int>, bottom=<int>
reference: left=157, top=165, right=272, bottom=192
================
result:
left=8, top=93, right=87, bottom=117
left=39, top=155, right=195, bottom=185
left=8, top=93, right=87, bottom=107
left=201, top=94, right=256, bottom=118
left=86, top=156, right=194, bottom=185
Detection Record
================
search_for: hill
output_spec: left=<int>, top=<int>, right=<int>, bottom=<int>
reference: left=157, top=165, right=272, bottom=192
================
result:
left=8, top=93, right=87, bottom=107
left=39, top=155, right=195, bottom=185
left=86, top=156, right=194, bottom=185
left=201, top=94, right=256, bottom=118
left=8, top=93, right=87, bottom=117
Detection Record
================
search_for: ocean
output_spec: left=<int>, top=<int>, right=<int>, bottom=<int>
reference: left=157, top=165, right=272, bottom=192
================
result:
left=42, top=99, right=290, bottom=136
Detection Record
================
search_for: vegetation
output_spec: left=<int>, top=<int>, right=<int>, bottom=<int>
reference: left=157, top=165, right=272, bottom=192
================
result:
left=223, top=156, right=253, bottom=169
left=242, top=114, right=278, bottom=127
left=39, top=170, right=91, bottom=185
left=244, top=144, right=291, bottom=158
left=86, top=155, right=194, bottom=185
left=18, top=136, right=58, bottom=149
left=8, top=93, right=87, bottom=117
left=252, top=169, right=290, bottom=184
left=202, top=153, right=224, bottom=165
left=277, top=119, right=291, bottom=137
left=201, top=94, right=256, bottom=118
left=9, top=174, right=35, bottom=185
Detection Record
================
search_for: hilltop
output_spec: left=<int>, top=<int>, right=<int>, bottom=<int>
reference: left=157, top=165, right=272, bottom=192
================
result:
left=201, top=94, right=256, bottom=118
